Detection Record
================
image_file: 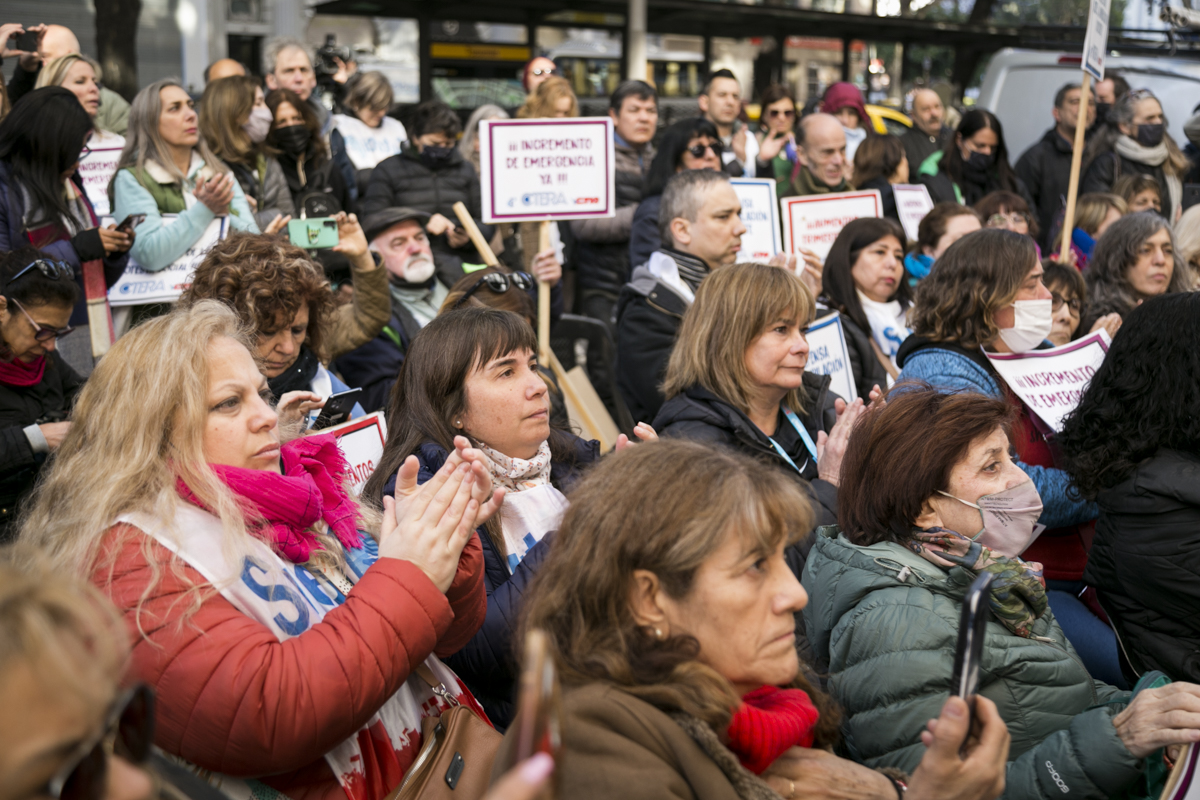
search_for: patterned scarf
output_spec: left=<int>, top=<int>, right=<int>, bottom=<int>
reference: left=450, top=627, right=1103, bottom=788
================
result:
left=907, top=526, right=1048, bottom=638
left=478, top=440, right=552, bottom=493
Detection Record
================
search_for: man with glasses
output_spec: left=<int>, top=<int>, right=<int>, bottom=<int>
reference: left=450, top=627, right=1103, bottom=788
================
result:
left=1016, top=82, right=1097, bottom=249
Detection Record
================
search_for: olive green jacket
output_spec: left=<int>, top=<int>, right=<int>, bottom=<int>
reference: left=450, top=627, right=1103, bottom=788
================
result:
left=802, top=526, right=1144, bottom=800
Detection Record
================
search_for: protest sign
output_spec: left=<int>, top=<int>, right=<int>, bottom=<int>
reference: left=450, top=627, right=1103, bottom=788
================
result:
left=325, top=412, right=389, bottom=496
left=804, top=312, right=858, bottom=402
left=731, top=178, right=781, bottom=262
left=479, top=117, right=616, bottom=223
left=892, top=184, right=935, bottom=243
left=781, top=190, right=881, bottom=261
left=1082, top=0, right=1112, bottom=81
left=984, top=330, right=1110, bottom=432
left=107, top=215, right=227, bottom=306
left=78, top=133, right=125, bottom=217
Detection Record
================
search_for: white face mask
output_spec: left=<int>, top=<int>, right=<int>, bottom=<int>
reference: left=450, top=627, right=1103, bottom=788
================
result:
left=997, top=298, right=1053, bottom=353
left=242, top=106, right=274, bottom=144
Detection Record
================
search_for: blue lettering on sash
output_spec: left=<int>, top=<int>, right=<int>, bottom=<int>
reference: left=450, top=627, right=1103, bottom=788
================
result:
left=506, top=532, right=539, bottom=572
left=291, top=565, right=344, bottom=606
left=240, top=557, right=311, bottom=636
left=344, top=536, right=379, bottom=579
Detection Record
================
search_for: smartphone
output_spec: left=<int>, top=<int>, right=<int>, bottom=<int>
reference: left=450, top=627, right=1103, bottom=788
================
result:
left=310, top=388, right=362, bottom=430
left=116, top=214, right=145, bottom=234
left=10, top=31, right=39, bottom=53
left=950, top=572, right=994, bottom=743
left=288, top=217, right=339, bottom=249
left=1184, top=184, right=1200, bottom=212
left=500, top=629, right=562, bottom=777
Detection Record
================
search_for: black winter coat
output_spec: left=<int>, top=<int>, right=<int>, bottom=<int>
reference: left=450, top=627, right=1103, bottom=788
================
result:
left=360, top=147, right=494, bottom=272
left=0, top=352, right=84, bottom=540
left=827, top=307, right=892, bottom=401
left=918, top=158, right=1035, bottom=210
left=383, top=435, right=600, bottom=729
left=1016, top=128, right=1075, bottom=249
left=614, top=263, right=690, bottom=424
left=652, top=379, right=840, bottom=576
left=1081, top=150, right=1176, bottom=222
left=855, top=177, right=899, bottom=223
left=1083, top=449, right=1200, bottom=682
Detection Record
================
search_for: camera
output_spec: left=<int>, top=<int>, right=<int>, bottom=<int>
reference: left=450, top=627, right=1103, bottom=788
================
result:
left=315, top=34, right=351, bottom=79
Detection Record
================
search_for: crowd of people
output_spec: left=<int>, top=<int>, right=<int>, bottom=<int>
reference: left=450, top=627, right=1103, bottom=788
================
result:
left=3, top=20, right=1200, bottom=800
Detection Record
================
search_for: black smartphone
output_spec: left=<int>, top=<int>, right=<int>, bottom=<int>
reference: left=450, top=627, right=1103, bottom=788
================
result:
left=950, top=572, right=994, bottom=745
left=310, top=388, right=362, bottom=430
left=1183, top=184, right=1200, bottom=212
left=11, top=31, right=39, bottom=53
left=116, top=214, right=145, bottom=234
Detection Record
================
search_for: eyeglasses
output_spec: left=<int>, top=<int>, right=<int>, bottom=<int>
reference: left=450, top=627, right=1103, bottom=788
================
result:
left=767, top=108, right=796, bottom=118
left=45, top=684, right=155, bottom=800
left=1050, top=292, right=1082, bottom=314
left=529, top=68, right=556, bottom=78
left=453, top=271, right=535, bottom=309
left=986, top=212, right=1029, bottom=230
left=686, top=142, right=724, bottom=158
left=12, top=298, right=75, bottom=343
left=6, top=259, right=74, bottom=288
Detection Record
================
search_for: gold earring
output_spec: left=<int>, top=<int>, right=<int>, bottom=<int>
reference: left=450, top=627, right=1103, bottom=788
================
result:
left=655, top=628, right=665, bottom=640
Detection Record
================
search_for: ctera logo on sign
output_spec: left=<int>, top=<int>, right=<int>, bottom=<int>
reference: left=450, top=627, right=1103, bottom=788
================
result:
left=521, top=192, right=567, bottom=206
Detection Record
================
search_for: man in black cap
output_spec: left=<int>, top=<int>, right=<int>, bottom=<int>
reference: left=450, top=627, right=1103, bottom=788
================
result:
left=333, top=207, right=467, bottom=412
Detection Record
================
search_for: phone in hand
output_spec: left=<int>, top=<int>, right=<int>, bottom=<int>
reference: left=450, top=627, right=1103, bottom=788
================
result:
left=10, top=30, right=40, bottom=53
left=288, top=217, right=339, bottom=249
left=310, top=388, right=362, bottom=430
left=950, top=572, right=994, bottom=747
left=498, top=629, right=562, bottom=779
left=116, top=214, right=145, bottom=234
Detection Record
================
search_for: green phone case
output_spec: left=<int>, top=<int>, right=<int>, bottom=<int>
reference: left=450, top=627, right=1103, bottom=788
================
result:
left=288, top=218, right=339, bottom=249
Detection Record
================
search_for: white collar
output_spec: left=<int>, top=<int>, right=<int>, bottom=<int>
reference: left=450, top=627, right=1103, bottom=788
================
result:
left=646, top=250, right=696, bottom=303
left=142, top=151, right=207, bottom=184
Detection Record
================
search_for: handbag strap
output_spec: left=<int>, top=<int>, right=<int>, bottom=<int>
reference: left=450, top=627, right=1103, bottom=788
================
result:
left=412, top=663, right=461, bottom=708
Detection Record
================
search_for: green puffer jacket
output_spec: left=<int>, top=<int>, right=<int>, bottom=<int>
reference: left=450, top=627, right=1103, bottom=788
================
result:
left=803, top=526, right=1144, bottom=800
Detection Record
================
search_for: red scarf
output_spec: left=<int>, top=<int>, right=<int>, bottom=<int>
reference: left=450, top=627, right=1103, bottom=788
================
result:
left=0, top=355, right=46, bottom=387
left=725, top=686, right=820, bottom=775
left=178, top=434, right=363, bottom=563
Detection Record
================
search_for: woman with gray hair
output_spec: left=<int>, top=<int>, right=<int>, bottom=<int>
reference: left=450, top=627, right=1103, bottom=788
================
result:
left=331, top=71, right=407, bottom=196
left=111, top=78, right=258, bottom=272
left=460, top=103, right=508, bottom=174
left=1081, top=88, right=1190, bottom=222
left=1084, top=211, right=1189, bottom=330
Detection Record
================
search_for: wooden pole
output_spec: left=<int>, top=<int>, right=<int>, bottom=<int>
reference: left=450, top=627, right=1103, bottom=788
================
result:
left=1059, top=72, right=1093, bottom=263
left=537, top=221, right=552, bottom=366
left=451, top=202, right=500, bottom=267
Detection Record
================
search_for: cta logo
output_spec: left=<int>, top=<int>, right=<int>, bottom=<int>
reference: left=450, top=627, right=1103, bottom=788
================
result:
left=574, top=197, right=600, bottom=205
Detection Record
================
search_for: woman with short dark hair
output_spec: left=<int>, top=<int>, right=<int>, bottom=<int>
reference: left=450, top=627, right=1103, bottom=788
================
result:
left=1061, top=293, right=1200, bottom=683
left=976, top=189, right=1040, bottom=245
left=821, top=217, right=911, bottom=395
left=805, top=385, right=1200, bottom=800
left=361, top=100, right=493, bottom=272
left=903, top=201, right=982, bottom=283
left=1084, top=210, right=1187, bottom=329
left=852, top=134, right=908, bottom=221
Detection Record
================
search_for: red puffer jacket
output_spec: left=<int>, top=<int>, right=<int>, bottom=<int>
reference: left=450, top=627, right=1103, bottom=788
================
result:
left=95, top=522, right=487, bottom=800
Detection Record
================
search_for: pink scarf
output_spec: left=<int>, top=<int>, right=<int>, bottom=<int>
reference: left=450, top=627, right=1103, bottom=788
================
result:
left=178, top=434, right=362, bottom=563
left=725, top=685, right=820, bottom=775
left=0, top=355, right=46, bottom=387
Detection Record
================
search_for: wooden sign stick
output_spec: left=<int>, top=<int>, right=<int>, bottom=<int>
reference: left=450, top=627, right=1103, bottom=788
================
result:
left=1059, top=72, right=1093, bottom=263
left=537, top=221, right=552, bottom=366
left=451, top=202, right=500, bottom=268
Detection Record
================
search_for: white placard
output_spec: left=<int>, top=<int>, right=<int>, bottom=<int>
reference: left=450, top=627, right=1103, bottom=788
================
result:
left=781, top=190, right=882, bottom=261
left=984, top=330, right=1110, bottom=433
left=479, top=117, right=616, bottom=223
left=325, top=412, right=389, bottom=496
left=1082, top=0, right=1112, bottom=82
left=731, top=177, right=782, bottom=262
left=804, top=312, right=858, bottom=402
left=78, top=133, right=125, bottom=218
left=107, top=215, right=227, bottom=306
left=892, top=184, right=935, bottom=243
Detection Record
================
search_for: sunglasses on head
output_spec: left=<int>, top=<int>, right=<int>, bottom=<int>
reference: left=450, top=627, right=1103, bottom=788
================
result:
left=7, top=259, right=74, bottom=288
left=686, top=142, right=724, bottom=159
left=453, top=271, right=535, bottom=309
left=45, top=684, right=155, bottom=800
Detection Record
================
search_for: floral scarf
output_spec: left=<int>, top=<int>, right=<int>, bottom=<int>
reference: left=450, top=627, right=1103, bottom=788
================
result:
left=907, top=527, right=1048, bottom=638
left=478, top=440, right=552, bottom=493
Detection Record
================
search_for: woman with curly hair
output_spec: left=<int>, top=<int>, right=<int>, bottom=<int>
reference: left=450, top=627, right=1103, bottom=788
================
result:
left=179, top=217, right=389, bottom=421
left=1060, top=293, right=1200, bottom=683
left=515, top=76, right=578, bottom=120
left=896, top=228, right=1123, bottom=684
left=1083, top=211, right=1188, bottom=330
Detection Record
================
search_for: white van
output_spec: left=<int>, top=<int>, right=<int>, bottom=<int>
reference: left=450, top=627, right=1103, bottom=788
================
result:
left=975, top=48, right=1200, bottom=161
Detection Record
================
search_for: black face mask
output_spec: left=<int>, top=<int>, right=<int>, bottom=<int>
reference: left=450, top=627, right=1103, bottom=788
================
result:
left=1094, top=102, right=1112, bottom=126
left=965, top=149, right=995, bottom=172
left=1136, top=123, right=1165, bottom=148
left=419, top=145, right=455, bottom=167
left=273, top=124, right=311, bottom=156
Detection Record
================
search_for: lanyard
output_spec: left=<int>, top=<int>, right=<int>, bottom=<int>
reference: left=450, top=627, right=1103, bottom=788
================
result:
left=767, top=406, right=819, bottom=473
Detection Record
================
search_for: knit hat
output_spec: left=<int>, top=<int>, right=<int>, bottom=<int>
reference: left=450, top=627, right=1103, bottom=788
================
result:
left=822, top=82, right=869, bottom=125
